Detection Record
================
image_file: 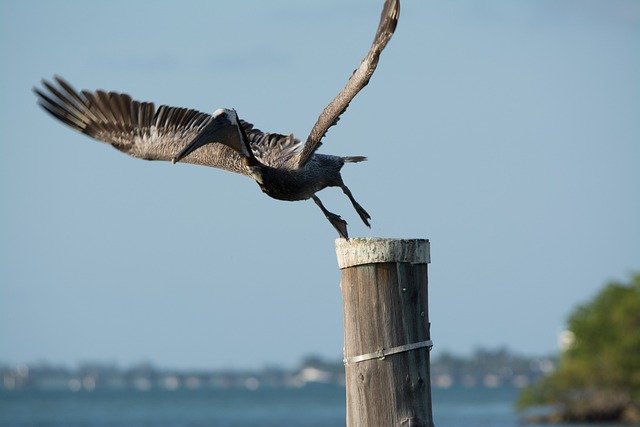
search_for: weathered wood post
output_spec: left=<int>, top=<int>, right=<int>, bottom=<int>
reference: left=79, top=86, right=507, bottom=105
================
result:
left=335, top=238, right=434, bottom=427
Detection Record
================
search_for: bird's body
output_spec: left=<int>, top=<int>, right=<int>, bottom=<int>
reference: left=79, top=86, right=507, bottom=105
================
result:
left=34, top=0, right=400, bottom=238
left=254, top=155, right=344, bottom=201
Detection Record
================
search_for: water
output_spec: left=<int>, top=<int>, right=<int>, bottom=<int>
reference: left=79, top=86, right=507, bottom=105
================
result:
left=0, top=385, right=621, bottom=427
left=1, top=386, right=342, bottom=427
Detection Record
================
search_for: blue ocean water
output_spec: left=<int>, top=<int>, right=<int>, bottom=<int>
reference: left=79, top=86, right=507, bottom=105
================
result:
left=0, top=385, right=619, bottom=427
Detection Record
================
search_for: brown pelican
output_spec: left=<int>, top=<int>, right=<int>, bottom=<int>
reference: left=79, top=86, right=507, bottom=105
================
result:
left=34, top=0, right=399, bottom=238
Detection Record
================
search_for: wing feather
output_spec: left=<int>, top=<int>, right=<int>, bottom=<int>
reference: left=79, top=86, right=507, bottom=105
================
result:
left=35, top=77, right=250, bottom=173
left=35, top=76, right=304, bottom=172
left=240, top=119, right=302, bottom=166
left=295, top=0, right=400, bottom=167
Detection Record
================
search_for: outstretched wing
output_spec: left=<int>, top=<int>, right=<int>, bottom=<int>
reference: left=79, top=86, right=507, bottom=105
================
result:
left=294, top=0, right=400, bottom=167
left=35, top=77, right=302, bottom=173
left=35, top=76, right=294, bottom=175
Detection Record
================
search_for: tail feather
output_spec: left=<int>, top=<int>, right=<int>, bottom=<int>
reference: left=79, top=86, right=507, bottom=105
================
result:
left=343, top=156, right=367, bottom=163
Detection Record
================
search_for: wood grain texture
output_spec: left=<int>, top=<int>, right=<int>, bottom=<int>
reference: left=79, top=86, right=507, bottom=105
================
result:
left=336, top=238, right=434, bottom=427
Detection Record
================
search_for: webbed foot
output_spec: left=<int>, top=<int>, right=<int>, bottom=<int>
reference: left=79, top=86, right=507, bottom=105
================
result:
left=312, top=195, right=349, bottom=239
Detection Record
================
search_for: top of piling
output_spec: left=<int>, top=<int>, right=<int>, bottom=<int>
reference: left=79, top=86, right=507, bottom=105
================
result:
left=335, top=238, right=430, bottom=269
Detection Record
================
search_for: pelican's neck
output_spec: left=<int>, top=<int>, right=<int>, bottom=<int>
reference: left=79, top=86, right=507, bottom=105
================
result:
left=236, top=118, right=264, bottom=168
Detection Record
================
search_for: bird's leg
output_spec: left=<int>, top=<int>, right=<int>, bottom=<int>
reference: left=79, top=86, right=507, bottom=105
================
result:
left=340, top=184, right=371, bottom=227
left=312, top=195, right=349, bottom=239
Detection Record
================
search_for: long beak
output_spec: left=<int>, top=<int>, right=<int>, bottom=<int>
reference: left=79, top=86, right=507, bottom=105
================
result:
left=172, top=117, right=240, bottom=164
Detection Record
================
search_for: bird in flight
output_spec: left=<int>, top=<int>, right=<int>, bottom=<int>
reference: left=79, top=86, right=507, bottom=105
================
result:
left=34, top=0, right=400, bottom=238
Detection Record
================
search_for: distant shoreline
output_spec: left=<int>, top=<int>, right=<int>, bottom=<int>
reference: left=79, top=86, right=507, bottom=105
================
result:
left=1, top=349, right=554, bottom=392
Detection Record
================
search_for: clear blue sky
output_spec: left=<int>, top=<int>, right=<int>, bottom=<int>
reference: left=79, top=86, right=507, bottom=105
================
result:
left=1, top=0, right=639, bottom=370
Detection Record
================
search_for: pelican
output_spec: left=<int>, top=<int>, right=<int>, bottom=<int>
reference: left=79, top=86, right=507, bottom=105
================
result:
left=34, top=0, right=400, bottom=238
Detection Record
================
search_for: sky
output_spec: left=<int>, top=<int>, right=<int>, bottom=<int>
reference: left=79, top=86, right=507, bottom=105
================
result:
left=1, top=0, right=639, bottom=370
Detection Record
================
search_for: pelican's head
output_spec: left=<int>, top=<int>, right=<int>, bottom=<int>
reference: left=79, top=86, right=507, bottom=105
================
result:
left=172, top=108, right=251, bottom=164
left=212, top=107, right=237, bottom=122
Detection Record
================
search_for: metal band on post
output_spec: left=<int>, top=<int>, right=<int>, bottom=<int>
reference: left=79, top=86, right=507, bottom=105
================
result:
left=344, top=339, right=434, bottom=365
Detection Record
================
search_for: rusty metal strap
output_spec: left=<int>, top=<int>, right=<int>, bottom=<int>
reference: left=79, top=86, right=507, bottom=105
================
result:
left=344, top=339, right=434, bottom=365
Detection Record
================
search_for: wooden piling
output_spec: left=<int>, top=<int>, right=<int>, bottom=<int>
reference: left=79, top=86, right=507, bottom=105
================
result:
left=335, top=238, right=434, bottom=427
